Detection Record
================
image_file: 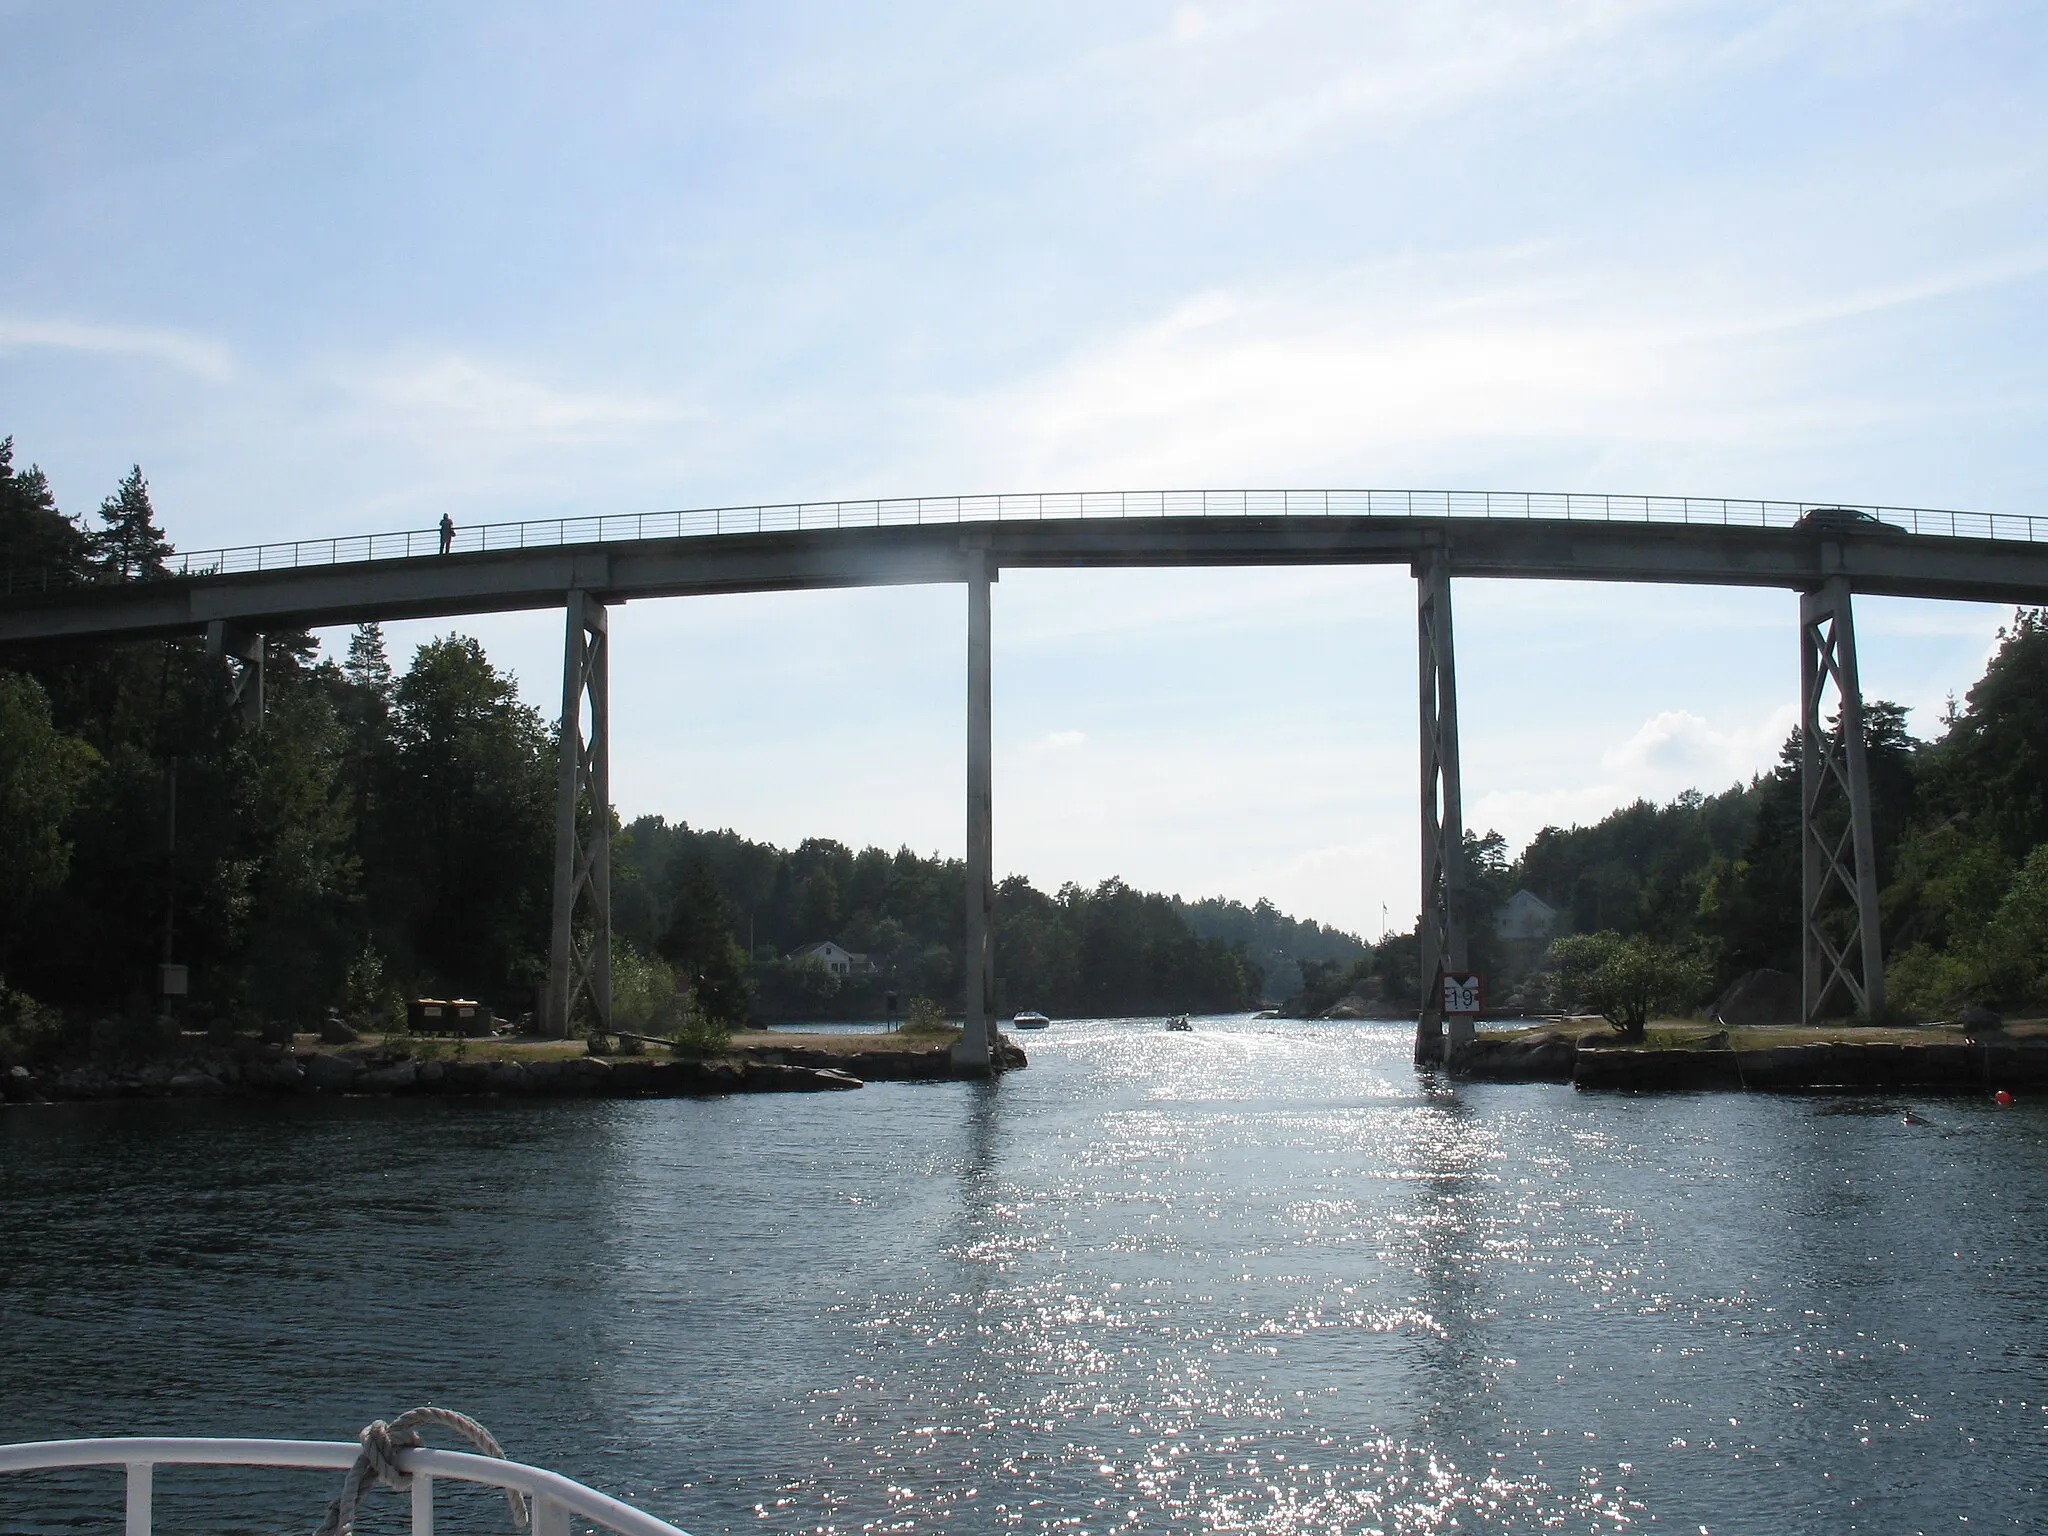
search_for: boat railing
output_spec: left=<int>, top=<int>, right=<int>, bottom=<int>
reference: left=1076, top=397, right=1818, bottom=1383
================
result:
left=0, top=1435, right=694, bottom=1536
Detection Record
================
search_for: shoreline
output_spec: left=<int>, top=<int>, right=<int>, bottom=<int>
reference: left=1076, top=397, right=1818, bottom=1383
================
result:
left=1454, top=1020, right=2048, bottom=1092
left=0, top=1029, right=1029, bottom=1105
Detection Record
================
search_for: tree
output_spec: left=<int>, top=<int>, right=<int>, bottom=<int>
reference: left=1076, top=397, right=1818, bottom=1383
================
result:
left=0, top=671, right=98, bottom=976
left=86, top=466, right=174, bottom=581
left=0, top=438, right=87, bottom=586
left=1550, top=930, right=1714, bottom=1041
left=380, top=636, right=554, bottom=995
left=658, top=858, right=755, bottom=1027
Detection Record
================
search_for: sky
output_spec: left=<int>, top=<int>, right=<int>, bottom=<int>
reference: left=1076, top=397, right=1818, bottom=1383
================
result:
left=3, top=1, right=2045, bottom=940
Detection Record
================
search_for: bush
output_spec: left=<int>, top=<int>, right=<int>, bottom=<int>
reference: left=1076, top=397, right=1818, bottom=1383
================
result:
left=340, top=944, right=404, bottom=1034
left=899, top=996, right=958, bottom=1037
left=0, top=987, right=73, bottom=1067
left=667, top=995, right=733, bottom=1058
left=611, top=941, right=688, bottom=1036
left=1550, top=931, right=1714, bottom=1041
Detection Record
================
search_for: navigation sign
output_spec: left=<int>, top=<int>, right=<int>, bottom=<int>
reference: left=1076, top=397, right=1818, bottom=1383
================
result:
left=1441, top=973, right=1482, bottom=1014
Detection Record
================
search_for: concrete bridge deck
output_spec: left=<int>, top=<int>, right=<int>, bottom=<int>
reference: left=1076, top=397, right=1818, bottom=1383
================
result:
left=4, top=508, right=2047, bottom=645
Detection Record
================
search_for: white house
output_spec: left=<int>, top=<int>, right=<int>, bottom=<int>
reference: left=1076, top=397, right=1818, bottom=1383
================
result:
left=788, top=940, right=874, bottom=977
left=1493, top=889, right=1560, bottom=942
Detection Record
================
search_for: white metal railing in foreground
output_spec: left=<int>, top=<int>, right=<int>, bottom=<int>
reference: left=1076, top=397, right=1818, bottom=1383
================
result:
left=0, top=1436, right=695, bottom=1536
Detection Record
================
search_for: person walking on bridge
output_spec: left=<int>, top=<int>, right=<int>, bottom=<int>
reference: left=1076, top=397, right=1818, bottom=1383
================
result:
left=438, top=512, right=455, bottom=555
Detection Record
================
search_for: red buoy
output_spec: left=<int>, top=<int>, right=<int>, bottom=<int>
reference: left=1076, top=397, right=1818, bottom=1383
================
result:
left=1995, top=1090, right=2014, bottom=1106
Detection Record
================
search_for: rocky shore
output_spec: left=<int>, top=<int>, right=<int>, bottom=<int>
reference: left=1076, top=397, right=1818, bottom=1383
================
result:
left=0, top=1031, right=1028, bottom=1106
left=1452, top=1022, right=2048, bottom=1093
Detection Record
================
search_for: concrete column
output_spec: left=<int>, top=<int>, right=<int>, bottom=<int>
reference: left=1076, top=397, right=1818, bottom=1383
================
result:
left=205, top=620, right=264, bottom=727
left=1800, top=576, right=1885, bottom=1022
left=952, top=548, right=996, bottom=1072
left=546, top=589, right=612, bottom=1037
left=1415, top=554, right=1471, bottom=1065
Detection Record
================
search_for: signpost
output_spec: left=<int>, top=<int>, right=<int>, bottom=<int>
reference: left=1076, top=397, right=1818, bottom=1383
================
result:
left=1441, top=972, right=1482, bottom=1016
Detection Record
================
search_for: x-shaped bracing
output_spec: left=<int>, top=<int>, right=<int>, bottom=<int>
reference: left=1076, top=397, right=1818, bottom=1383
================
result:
left=1800, top=577, right=1885, bottom=1023
left=547, top=590, right=612, bottom=1036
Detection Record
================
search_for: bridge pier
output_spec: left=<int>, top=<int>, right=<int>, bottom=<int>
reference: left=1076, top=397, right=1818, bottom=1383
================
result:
left=953, top=548, right=997, bottom=1072
left=205, top=620, right=264, bottom=726
left=546, top=589, right=611, bottom=1038
left=1415, top=554, right=1471, bottom=1066
left=1800, top=576, right=1885, bottom=1023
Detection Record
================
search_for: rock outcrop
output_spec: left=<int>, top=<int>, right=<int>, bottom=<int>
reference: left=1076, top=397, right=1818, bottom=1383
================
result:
left=0, top=1030, right=1026, bottom=1105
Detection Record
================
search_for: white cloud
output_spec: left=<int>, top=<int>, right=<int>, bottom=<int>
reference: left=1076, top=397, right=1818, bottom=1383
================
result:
left=1468, top=702, right=1794, bottom=851
left=1043, top=729, right=1088, bottom=749
left=930, top=232, right=2048, bottom=497
left=0, top=315, right=233, bottom=380
left=1600, top=705, right=1794, bottom=784
left=338, top=353, right=682, bottom=447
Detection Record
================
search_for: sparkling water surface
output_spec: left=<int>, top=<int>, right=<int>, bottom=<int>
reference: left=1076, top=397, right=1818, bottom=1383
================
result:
left=4, top=1017, right=2047, bottom=1535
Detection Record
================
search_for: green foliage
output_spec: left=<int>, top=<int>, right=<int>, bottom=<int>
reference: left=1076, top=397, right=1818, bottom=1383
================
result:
left=1983, top=844, right=2048, bottom=1002
left=0, top=438, right=88, bottom=581
left=616, top=821, right=1265, bottom=1021
left=0, top=986, right=73, bottom=1067
left=1921, top=610, right=2048, bottom=861
left=900, top=995, right=956, bottom=1035
left=87, top=466, right=174, bottom=582
left=1878, top=612, right=2048, bottom=1014
left=341, top=945, right=403, bottom=1033
left=0, top=444, right=562, bottom=1023
left=611, top=939, right=687, bottom=1035
left=1890, top=841, right=2048, bottom=1015
left=667, top=994, right=734, bottom=1057
left=1550, top=930, right=1716, bottom=1041
left=382, top=636, right=555, bottom=995
left=657, top=857, right=756, bottom=1027
left=0, top=670, right=97, bottom=967
left=1177, top=894, right=1367, bottom=1002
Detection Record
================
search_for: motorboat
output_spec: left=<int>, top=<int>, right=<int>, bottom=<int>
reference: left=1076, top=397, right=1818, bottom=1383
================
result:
left=1011, top=1011, right=1051, bottom=1030
left=0, top=1407, right=694, bottom=1536
left=1164, top=1014, right=1193, bottom=1031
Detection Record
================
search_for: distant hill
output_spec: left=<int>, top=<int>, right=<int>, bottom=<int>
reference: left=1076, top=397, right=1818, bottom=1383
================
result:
left=613, top=818, right=1361, bottom=1020
left=1175, top=896, right=1367, bottom=1004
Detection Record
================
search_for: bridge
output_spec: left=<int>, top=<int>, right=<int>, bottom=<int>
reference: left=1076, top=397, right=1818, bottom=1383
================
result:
left=7, top=487, right=2046, bottom=1069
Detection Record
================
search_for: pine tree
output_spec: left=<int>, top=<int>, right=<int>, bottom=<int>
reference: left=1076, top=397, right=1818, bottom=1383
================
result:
left=344, top=623, right=393, bottom=696
left=0, top=437, right=87, bottom=586
left=87, top=465, right=174, bottom=581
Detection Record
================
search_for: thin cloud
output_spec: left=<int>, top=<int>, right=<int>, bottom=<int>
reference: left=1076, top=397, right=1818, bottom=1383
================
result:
left=0, top=315, right=233, bottom=381
left=936, top=239, right=2048, bottom=492
left=339, top=353, right=683, bottom=446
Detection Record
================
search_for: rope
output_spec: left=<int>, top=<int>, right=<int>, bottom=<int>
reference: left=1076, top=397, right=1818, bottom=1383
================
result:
left=314, top=1406, right=530, bottom=1536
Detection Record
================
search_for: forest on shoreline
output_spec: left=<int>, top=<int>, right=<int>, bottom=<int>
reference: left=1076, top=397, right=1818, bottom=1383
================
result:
left=0, top=443, right=1340, bottom=1041
left=1298, top=609, right=2048, bottom=1023
left=4, top=434, right=2046, bottom=1058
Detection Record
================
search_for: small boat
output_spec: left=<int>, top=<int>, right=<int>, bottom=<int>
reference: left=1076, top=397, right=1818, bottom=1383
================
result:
left=1011, top=1011, right=1051, bottom=1030
left=1164, top=1014, right=1193, bottom=1032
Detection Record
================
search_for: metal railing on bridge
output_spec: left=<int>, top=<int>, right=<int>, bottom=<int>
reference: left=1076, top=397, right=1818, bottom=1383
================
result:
left=5, top=487, right=2042, bottom=596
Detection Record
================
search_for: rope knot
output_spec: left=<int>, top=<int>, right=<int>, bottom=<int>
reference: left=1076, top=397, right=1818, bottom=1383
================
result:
left=356, top=1418, right=419, bottom=1491
left=314, top=1406, right=528, bottom=1536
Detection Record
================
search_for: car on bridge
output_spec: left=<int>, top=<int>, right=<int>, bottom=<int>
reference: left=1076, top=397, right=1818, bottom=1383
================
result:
left=1795, top=505, right=1899, bottom=534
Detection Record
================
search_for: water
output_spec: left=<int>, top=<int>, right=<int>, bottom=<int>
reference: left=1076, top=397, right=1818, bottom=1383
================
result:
left=4, top=1018, right=2047, bottom=1535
